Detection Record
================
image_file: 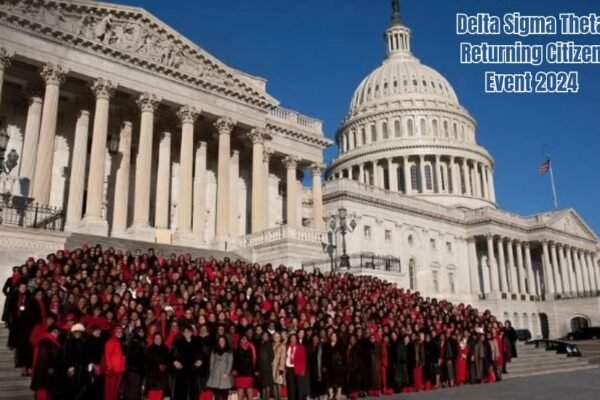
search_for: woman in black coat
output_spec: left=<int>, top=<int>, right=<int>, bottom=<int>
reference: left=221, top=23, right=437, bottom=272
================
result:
left=146, top=333, right=170, bottom=400
left=171, top=326, right=203, bottom=400
left=31, top=325, right=65, bottom=399
left=306, top=335, right=327, bottom=399
left=391, top=334, right=410, bottom=391
left=326, top=332, right=346, bottom=399
left=64, top=326, right=90, bottom=400
left=257, top=332, right=274, bottom=400
left=85, top=326, right=106, bottom=400
left=345, top=335, right=362, bottom=395
left=423, top=334, right=438, bottom=389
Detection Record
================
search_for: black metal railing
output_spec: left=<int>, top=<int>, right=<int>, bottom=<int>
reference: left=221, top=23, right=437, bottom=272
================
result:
left=0, top=198, right=65, bottom=231
left=302, top=252, right=401, bottom=273
left=527, top=339, right=582, bottom=357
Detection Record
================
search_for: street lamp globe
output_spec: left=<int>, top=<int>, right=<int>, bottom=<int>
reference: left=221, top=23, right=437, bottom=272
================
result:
left=338, top=207, right=347, bottom=220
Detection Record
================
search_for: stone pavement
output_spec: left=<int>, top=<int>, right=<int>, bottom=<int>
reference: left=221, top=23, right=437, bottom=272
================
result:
left=381, top=368, right=600, bottom=400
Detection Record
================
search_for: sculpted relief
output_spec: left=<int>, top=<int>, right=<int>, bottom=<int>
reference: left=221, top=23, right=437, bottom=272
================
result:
left=0, top=0, right=249, bottom=96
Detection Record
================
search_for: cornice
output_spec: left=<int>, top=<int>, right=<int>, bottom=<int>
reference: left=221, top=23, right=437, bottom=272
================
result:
left=0, top=0, right=277, bottom=111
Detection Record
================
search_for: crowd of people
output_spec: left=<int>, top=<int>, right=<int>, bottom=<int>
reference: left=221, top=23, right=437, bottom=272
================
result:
left=2, top=244, right=518, bottom=400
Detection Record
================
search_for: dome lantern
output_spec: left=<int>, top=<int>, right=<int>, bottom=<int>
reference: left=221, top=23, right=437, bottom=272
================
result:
left=385, top=0, right=411, bottom=57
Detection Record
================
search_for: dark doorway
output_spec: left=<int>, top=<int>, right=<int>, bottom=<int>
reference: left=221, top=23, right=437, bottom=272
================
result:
left=571, top=316, right=590, bottom=332
left=539, top=313, right=550, bottom=339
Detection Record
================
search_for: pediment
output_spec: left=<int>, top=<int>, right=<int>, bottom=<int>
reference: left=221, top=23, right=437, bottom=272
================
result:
left=546, top=210, right=598, bottom=241
left=0, top=0, right=277, bottom=109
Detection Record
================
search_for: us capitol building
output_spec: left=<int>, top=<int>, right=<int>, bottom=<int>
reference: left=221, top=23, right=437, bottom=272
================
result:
left=0, top=0, right=598, bottom=339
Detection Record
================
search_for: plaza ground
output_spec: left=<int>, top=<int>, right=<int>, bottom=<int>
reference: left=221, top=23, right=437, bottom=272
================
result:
left=387, top=367, right=600, bottom=400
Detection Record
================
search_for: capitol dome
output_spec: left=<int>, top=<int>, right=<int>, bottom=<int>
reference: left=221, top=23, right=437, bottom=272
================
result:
left=327, top=0, right=497, bottom=209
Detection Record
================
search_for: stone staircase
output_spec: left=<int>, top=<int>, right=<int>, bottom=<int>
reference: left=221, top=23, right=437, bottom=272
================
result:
left=65, top=233, right=243, bottom=261
left=505, top=342, right=598, bottom=379
left=0, top=326, right=32, bottom=400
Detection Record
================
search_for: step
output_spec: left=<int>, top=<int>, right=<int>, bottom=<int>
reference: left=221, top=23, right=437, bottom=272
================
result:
left=504, top=363, right=598, bottom=379
left=65, top=233, right=243, bottom=261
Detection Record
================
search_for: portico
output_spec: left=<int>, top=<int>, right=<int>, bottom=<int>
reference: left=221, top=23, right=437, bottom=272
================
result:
left=0, top=0, right=331, bottom=256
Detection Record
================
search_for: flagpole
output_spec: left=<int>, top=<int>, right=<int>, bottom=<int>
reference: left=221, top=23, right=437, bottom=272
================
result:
left=548, top=158, right=559, bottom=209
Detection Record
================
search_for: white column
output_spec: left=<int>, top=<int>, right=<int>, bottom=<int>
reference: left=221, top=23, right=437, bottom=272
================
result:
left=497, top=237, right=507, bottom=293
left=64, top=110, right=91, bottom=231
left=154, top=132, right=171, bottom=230
left=263, top=148, right=273, bottom=229
left=586, top=253, right=598, bottom=293
left=111, top=122, right=133, bottom=237
left=248, top=128, right=267, bottom=233
left=173, top=105, right=199, bottom=244
left=461, top=159, right=471, bottom=196
left=542, top=240, right=555, bottom=296
left=487, top=166, right=497, bottom=202
left=467, top=238, right=480, bottom=294
left=81, top=79, right=117, bottom=235
left=472, top=163, right=481, bottom=198
left=582, top=252, right=595, bottom=293
left=516, top=241, right=526, bottom=294
left=589, top=253, right=600, bottom=293
left=577, top=250, right=590, bottom=294
left=434, top=155, right=443, bottom=193
left=388, top=158, right=398, bottom=192
left=311, top=163, right=325, bottom=231
left=128, top=92, right=160, bottom=241
left=550, top=242, right=563, bottom=294
left=377, top=163, right=384, bottom=187
left=0, top=47, right=14, bottom=110
left=19, top=95, right=43, bottom=191
left=566, top=246, right=579, bottom=294
left=525, top=242, right=536, bottom=295
left=214, top=117, right=236, bottom=238
left=558, top=244, right=572, bottom=294
left=283, top=156, right=300, bottom=228
left=403, top=156, right=411, bottom=193
left=449, top=157, right=458, bottom=194
left=486, top=235, right=499, bottom=293
left=573, top=248, right=585, bottom=294
left=192, top=142, right=208, bottom=241
left=358, top=163, right=365, bottom=184
left=507, top=239, right=518, bottom=294
left=32, top=63, right=68, bottom=204
left=419, top=155, right=426, bottom=192
left=229, top=150, right=240, bottom=237
left=371, top=160, right=378, bottom=187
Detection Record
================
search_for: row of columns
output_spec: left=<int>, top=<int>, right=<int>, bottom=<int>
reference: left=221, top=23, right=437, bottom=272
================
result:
left=1, top=56, right=327, bottom=239
left=477, top=235, right=599, bottom=298
left=332, top=155, right=495, bottom=202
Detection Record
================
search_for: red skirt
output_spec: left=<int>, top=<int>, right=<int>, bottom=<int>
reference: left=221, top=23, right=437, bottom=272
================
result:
left=235, top=376, right=254, bottom=389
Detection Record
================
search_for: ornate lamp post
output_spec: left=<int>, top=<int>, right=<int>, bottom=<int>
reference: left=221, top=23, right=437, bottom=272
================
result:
left=329, top=207, right=357, bottom=269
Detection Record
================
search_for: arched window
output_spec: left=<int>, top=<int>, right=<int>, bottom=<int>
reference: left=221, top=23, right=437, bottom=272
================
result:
left=420, top=119, right=427, bottom=136
left=352, top=129, right=357, bottom=148
left=440, top=166, right=446, bottom=192
left=371, top=125, right=377, bottom=142
left=394, top=120, right=401, bottom=137
left=382, top=122, right=389, bottom=139
left=407, top=119, right=414, bottom=137
left=523, top=313, right=529, bottom=332
left=361, top=127, right=366, bottom=144
left=453, top=122, right=458, bottom=139
left=443, top=120, right=449, bottom=137
left=410, top=164, right=420, bottom=192
left=409, top=258, right=416, bottom=290
left=424, top=164, right=433, bottom=190
left=571, top=316, right=590, bottom=332
left=432, top=119, right=439, bottom=137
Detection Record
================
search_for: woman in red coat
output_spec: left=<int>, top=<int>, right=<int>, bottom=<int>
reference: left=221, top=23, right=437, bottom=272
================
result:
left=455, top=337, right=469, bottom=385
left=103, top=326, right=126, bottom=400
left=285, top=334, right=307, bottom=400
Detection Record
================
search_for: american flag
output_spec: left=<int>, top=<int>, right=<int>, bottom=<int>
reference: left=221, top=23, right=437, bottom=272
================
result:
left=539, top=159, right=551, bottom=174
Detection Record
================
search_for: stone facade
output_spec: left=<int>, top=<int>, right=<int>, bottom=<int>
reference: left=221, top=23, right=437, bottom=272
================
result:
left=322, top=7, right=600, bottom=338
left=0, top=0, right=331, bottom=257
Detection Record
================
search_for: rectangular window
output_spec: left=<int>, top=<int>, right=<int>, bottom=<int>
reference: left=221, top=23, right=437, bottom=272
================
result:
left=432, top=270, right=439, bottom=292
left=430, top=238, right=436, bottom=250
left=446, top=242, right=452, bottom=252
left=449, top=272, right=456, bottom=293
left=364, top=225, right=372, bottom=238
left=385, top=230, right=392, bottom=242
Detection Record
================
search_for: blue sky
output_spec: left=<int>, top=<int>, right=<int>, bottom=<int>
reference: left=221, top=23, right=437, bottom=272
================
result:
left=118, top=0, right=599, bottom=235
